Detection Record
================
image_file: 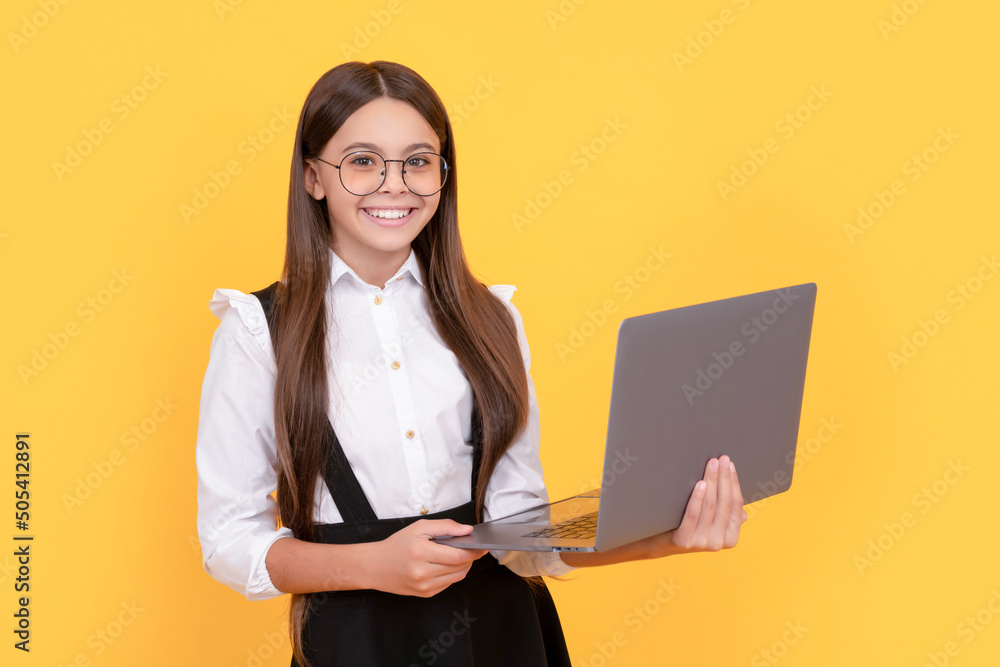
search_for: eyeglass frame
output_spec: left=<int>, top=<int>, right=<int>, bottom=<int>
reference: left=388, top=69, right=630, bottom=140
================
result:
left=313, top=150, right=449, bottom=197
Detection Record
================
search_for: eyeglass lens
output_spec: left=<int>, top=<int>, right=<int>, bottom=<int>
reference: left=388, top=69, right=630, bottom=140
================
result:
left=339, top=151, right=446, bottom=196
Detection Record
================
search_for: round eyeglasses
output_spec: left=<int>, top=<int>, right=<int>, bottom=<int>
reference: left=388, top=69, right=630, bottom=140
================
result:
left=315, top=151, right=448, bottom=197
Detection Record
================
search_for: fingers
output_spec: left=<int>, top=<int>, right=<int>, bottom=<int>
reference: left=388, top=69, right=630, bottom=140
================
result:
left=416, top=560, right=480, bottom=597
left=671, top=457, right=719, bottom=551
left=671, top=478, right=706, bottom=549
left=690, top=457, right=720, bottom=543
left=710, top=456, right=734, bottom=548
left=731, top=462, right=745, bottom=517
left=672, top=456, right=745, bottom=553
left=415, top=540, right=487, bottom=597
left=702, top=457, right=719, bottom=522
left=407, top=520, right=486, bottom=565
left=411, top=518, right=475, bottom=538
left=683, top=480, right=707, bottom=529
left=427, top=545, right=487, bottom=567
left=725, top=461, right=746, bottom=548
left=374, top=519, right=493, bottom=597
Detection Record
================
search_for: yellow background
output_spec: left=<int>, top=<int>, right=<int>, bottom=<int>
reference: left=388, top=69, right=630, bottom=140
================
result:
left=3, top=0, right=998, bottom=665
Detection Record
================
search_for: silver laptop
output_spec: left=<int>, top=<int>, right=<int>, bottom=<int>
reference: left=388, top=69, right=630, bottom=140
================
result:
left=435, top=283, right=817, bottom=553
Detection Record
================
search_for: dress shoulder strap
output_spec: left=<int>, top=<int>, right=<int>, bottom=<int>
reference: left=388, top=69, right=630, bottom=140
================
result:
left=249, top=280, right=485, bottom=525
left=251, top=281, right=281, bottom=350
left=249, top=281, right=379, bottom=524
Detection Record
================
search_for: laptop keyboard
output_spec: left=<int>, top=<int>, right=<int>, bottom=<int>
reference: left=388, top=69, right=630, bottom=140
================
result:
left=523, top=512, right=598, bottom=539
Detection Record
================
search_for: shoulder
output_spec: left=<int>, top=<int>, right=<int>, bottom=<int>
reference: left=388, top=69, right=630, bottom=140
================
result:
left=487, top=284, right=517, bottom=303
left=486, top=284, right=525, bottom=327
left=207, top=287, right=273, bottom=358
left=487, top=284, right=531, bottom=366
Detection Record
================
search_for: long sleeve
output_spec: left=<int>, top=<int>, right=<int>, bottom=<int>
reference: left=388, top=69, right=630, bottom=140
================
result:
left=195, top=269, right=574, bottom=600
left=195, top=290, right=292, bottom=600
left=484, top=286, right=576, bottom=578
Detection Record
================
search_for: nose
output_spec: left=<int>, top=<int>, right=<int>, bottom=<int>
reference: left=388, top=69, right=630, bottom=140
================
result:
left=379, top=159, right=408, bottom=193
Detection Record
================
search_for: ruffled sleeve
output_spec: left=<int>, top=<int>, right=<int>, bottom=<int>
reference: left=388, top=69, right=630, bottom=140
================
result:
left=208, top=288, right=274, bottom=360
left=196, top=289, right=292, bottom=599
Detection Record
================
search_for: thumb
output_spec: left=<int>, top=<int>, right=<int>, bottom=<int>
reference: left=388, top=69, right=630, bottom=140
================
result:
left=411, top=519, right=475, bottom=538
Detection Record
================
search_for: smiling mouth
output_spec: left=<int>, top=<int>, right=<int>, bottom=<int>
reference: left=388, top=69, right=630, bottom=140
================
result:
left=364, top=208, right=413, bottom=220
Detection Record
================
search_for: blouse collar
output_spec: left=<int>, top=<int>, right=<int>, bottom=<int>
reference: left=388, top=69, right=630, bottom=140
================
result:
left=328, top=247, right=425, bottom=289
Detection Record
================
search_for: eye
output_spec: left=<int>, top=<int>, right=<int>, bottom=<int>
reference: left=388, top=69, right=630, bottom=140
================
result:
left=347, top=152, right=380, bottom=168
left=406, top=155, right=431, bottom=168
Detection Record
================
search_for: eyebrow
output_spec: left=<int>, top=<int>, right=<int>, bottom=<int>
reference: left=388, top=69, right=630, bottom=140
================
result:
left=341, top=141, right=439, bottom=155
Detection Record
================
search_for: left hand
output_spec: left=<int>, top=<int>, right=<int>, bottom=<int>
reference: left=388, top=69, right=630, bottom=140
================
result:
left=644, top=455, right=747, bottom=557
left=558, top=455, right=748, bottom=567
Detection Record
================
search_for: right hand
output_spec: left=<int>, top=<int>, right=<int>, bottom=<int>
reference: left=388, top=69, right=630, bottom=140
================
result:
left=364, top=519, right=488, bottom=597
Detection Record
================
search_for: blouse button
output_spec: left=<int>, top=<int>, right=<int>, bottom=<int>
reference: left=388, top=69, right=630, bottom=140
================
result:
left=420, top=506, right=429, bottom=515
left=373, top=295, right=383, bottom=305
left=405, top=430, right=415, bottom=439
left=395, top=275, right=404, bottom=281
left=391, top=361, right=401, bottom=370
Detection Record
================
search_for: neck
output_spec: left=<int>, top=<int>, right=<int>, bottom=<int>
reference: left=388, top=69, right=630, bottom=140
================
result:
left=332, top=244, right=410, bottom=288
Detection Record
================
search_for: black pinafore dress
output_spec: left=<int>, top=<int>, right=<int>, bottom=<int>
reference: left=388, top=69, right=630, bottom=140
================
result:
left=252, top=282, right=572, bottom=667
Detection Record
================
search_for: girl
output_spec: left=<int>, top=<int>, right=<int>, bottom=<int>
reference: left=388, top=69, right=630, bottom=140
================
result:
left=196, top=61, right=746, bottom=667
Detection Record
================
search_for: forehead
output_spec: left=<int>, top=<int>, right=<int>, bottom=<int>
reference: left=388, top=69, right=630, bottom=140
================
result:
left=326, top=97, right=440, bottom=155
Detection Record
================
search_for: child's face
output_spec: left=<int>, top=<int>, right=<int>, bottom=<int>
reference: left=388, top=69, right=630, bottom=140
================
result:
left=304, top=97, right=442, bottom=281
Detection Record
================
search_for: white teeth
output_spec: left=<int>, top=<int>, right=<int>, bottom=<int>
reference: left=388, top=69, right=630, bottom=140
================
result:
left=366, top=208, right=411, bottom=220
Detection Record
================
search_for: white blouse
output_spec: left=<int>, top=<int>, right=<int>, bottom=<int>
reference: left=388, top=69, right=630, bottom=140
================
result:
left=195, top=248, right=574, bottom=600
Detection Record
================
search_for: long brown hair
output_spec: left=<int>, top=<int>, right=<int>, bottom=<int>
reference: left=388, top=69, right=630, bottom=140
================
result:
left=271, top=61, right=529, bottom=666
